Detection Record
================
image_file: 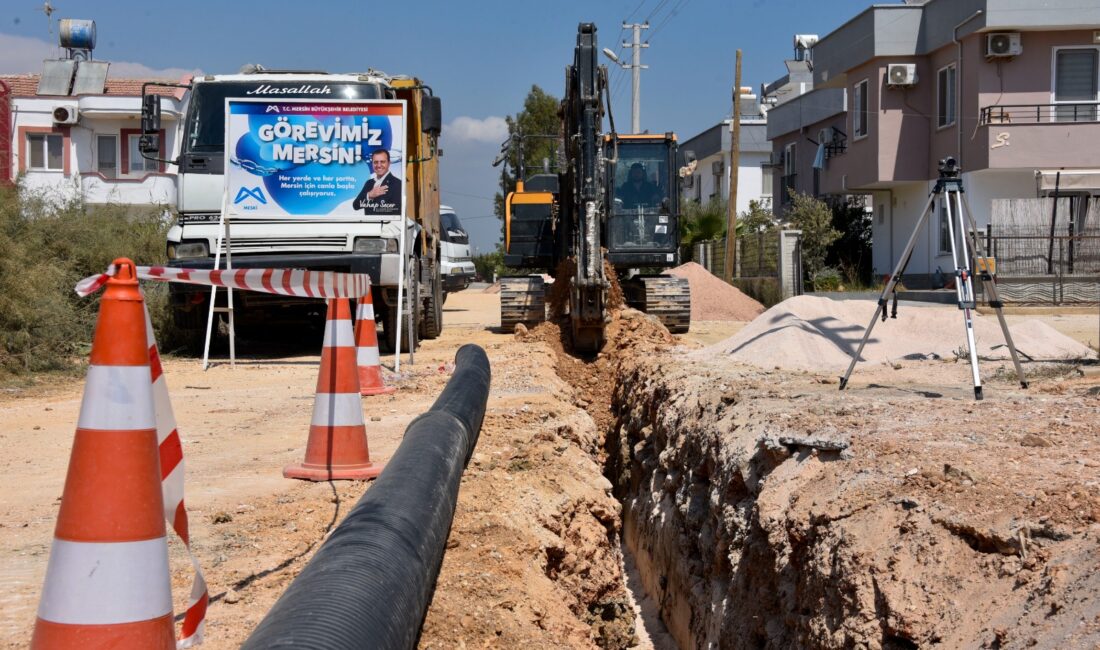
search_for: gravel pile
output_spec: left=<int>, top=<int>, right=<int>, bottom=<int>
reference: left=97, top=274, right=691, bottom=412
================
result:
left=699, top=295, right=1096, bottom=372
left=668, top=262, right=765, bottom=321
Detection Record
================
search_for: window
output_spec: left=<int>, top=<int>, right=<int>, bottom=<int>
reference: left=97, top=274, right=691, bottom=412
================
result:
left=784, top=143, right=796, bottom=176
left=937, top=64, right=956, bottom=128
left=1054, top=48, right=1099, bottom=122
left=854, top=79, right=869, bottom=138
left=97, top=135, right=118, bottom=178
left=27, top=133, right=63, bottom=170
left=761, top=166, right=773, bottom=196
left=128, top=134, right=149, bottom=173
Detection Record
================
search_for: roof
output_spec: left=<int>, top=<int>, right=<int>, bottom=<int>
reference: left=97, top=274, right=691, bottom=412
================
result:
left=0, top=74, right=188, bottom=98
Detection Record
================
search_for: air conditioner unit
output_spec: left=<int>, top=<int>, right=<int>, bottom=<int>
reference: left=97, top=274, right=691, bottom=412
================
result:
left=887, top=64, right=918, bottom=87
left=987, top=32, right=1022, bottom=58
left=52, top=104, right=79, bottom=125
left=712, top=160, right=724, bottom=175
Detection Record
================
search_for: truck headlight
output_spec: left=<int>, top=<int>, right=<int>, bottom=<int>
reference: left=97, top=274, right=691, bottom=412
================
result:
left=168, top=241, right=209, bottom=260
left=353, top=238, right=397, bottom=254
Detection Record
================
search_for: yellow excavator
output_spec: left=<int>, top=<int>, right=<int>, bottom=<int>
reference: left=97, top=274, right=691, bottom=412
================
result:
left=497, top=23, right=690, bottom=353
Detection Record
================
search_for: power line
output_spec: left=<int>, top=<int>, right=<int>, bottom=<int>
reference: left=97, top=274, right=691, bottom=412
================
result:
left=646, top=0, right=691, bottom=43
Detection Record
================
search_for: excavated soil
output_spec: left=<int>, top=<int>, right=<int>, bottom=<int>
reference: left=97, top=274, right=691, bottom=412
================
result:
left=6, top=284, right=1099, bottom=649
left=668, top=262, right=765, bottom=322
left=608, top=352, right=1100, bottom=649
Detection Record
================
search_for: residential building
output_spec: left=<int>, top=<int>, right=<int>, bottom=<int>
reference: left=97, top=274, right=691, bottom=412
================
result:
left=1, top=70, right=187, bottom=206
left=680, top=96, right=773, bottom=214
left=767, top=0, right=1100, bottom=286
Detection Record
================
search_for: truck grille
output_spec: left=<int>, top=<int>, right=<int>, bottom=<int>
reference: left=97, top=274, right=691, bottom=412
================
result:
left=218, top=236, right=348, bottom=253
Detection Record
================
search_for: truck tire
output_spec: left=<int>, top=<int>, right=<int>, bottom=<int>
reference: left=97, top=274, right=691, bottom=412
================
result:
left=419, top=260, right=443, bottom=340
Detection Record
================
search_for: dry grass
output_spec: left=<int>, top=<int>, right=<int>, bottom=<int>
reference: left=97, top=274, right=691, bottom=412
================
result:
left=0, top=183, right=171, bottom=379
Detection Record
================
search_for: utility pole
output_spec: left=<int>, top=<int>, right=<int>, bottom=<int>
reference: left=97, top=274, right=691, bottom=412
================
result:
left=724, top=50, right=743, bottom=284
left=624, top=22, right=646, bottom=131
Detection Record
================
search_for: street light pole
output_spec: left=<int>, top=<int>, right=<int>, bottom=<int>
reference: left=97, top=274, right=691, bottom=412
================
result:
left=605, top=23, right=649, bottom=133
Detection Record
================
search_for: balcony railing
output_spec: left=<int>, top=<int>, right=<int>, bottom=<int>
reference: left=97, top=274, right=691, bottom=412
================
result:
left=980, top=102, right=1100, bottom=125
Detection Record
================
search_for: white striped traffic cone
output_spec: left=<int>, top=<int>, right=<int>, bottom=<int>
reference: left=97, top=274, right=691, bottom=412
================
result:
left=354, top=292, right=396, bottom=396
left=284, top=298, right=383, bottom=481
left=32, top=259, right=175, bottom=649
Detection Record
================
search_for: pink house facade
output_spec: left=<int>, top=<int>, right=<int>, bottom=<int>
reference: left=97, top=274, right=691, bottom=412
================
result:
left=768, top=0, right=1100, bottom=286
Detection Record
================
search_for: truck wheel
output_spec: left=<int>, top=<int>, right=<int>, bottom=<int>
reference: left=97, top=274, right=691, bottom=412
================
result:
left=420, top=260, right=443, bottom=340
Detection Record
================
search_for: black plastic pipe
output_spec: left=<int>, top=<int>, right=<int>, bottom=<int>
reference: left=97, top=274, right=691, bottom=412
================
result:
left=242, top=344, right=491, bottom=650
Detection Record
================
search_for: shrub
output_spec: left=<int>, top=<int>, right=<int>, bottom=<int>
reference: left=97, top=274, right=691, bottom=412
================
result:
left=812, top=266, right=843, bottom=292
left=0, top=184, right=171, bottom=378
left=786, top=191, right=840, bottom=284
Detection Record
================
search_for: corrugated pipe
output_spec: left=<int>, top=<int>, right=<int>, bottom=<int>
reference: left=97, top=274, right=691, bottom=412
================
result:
left=242, top=344, right=492, bottom=650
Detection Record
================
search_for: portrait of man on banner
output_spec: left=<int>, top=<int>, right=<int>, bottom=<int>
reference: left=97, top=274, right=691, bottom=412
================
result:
left=354, top=148, right=402, bottom=216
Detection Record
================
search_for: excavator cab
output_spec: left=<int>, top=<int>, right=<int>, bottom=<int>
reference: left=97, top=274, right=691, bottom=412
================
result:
left=503, top=175, right=557, bottom=270
left=605, top=133, right=680, bottom=268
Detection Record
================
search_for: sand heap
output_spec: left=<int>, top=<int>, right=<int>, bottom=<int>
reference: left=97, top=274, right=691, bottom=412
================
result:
left=668, top=262, right=765, bottom=321
left=699, top=294, right=1096, bottom=372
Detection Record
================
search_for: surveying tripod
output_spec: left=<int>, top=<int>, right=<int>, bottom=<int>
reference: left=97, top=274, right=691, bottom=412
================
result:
left=838, top=158, right=1028, bottom=400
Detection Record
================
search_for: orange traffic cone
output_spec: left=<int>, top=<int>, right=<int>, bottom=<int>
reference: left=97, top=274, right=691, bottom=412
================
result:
left=32, top=259, right=175, bottom=649
left=284, top=299, right=383, bottom=481
left=354, top=292, right=396, bottom=396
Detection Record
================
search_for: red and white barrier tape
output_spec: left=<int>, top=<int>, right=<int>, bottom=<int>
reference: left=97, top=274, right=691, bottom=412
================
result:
left=144, top=302, right=208, bottom=647
left=76, top=265, right=372, bottom=299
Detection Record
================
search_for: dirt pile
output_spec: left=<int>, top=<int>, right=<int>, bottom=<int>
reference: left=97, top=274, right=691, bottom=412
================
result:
left=701, top=295, right=1096, bottom=372
left=610, top=353, right=1100, bottom=648
left=668, top=262, right=765, bottom=321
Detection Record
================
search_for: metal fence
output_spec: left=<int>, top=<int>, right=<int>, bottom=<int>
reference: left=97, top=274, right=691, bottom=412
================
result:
left=692, top=229, right=803, bottom=303
left=693, top=232, right=778, bottom=279
left=984, top=225, right=1100, bottom=304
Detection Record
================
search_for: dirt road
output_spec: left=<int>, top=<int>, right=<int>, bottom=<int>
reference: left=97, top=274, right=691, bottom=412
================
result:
left=0, top=286, right=660, bottom=649
left=1, top=285, right=1097, bottom=649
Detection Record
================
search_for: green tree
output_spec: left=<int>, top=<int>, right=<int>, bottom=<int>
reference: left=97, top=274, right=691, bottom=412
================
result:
left=679, top=197, right=727, bottom=254
left=736, top=199, right=776, bottom=237
left=493, top=85, right=561, bottom=237
left=826, top=197, right=873, bottom=286
left=787, top=191, right=840, bottom=285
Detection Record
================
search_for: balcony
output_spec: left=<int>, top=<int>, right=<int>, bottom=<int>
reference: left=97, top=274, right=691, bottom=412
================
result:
left=980, top=102, right=1100, bottom=125
left=79, top=172, right=176, bottom=206
left=976, top=102, right=1100, bottom=170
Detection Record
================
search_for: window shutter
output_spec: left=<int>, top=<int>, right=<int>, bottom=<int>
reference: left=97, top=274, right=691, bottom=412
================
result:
left=1056, top=49, right=1099, bottom=102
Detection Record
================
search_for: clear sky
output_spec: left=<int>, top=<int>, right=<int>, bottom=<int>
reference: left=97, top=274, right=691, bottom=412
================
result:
left=3, top=0, right=878, bottom=253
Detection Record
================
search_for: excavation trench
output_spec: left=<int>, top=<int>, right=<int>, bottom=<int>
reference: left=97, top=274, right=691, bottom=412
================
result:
left=536, top=309, right=1100, bottom=649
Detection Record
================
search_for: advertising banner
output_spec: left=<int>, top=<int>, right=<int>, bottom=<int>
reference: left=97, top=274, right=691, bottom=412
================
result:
left=225, top=99, right=406, bottom=219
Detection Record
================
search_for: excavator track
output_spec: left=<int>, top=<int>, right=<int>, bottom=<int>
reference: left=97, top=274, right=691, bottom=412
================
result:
left=500, top=276, right=546, bottom=332
left=629, top=275, right=691, bottom=334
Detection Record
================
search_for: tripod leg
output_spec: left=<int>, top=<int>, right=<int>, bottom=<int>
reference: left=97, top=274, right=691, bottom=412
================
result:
left=840, top=191, right=937, bottom=390
left=960, top=194, right=1029, bottom=389
left=948, top=190, right=983, bottom=400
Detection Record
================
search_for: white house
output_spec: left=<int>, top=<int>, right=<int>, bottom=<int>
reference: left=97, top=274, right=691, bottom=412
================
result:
left=680, top=101, right=773, bottom=215
left=1, top=71, right=188, bottom=206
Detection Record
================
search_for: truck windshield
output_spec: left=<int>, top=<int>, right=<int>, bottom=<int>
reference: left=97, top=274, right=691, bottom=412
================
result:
left=184, top=81, right=384, bottom=154
left=441, top=212, right=469, bottom=244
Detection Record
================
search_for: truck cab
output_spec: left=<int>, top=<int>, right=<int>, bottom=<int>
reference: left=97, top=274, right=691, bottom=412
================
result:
left=145, top=68, right=444, bottom=350
left=439, top=205, right=475, bottom=293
